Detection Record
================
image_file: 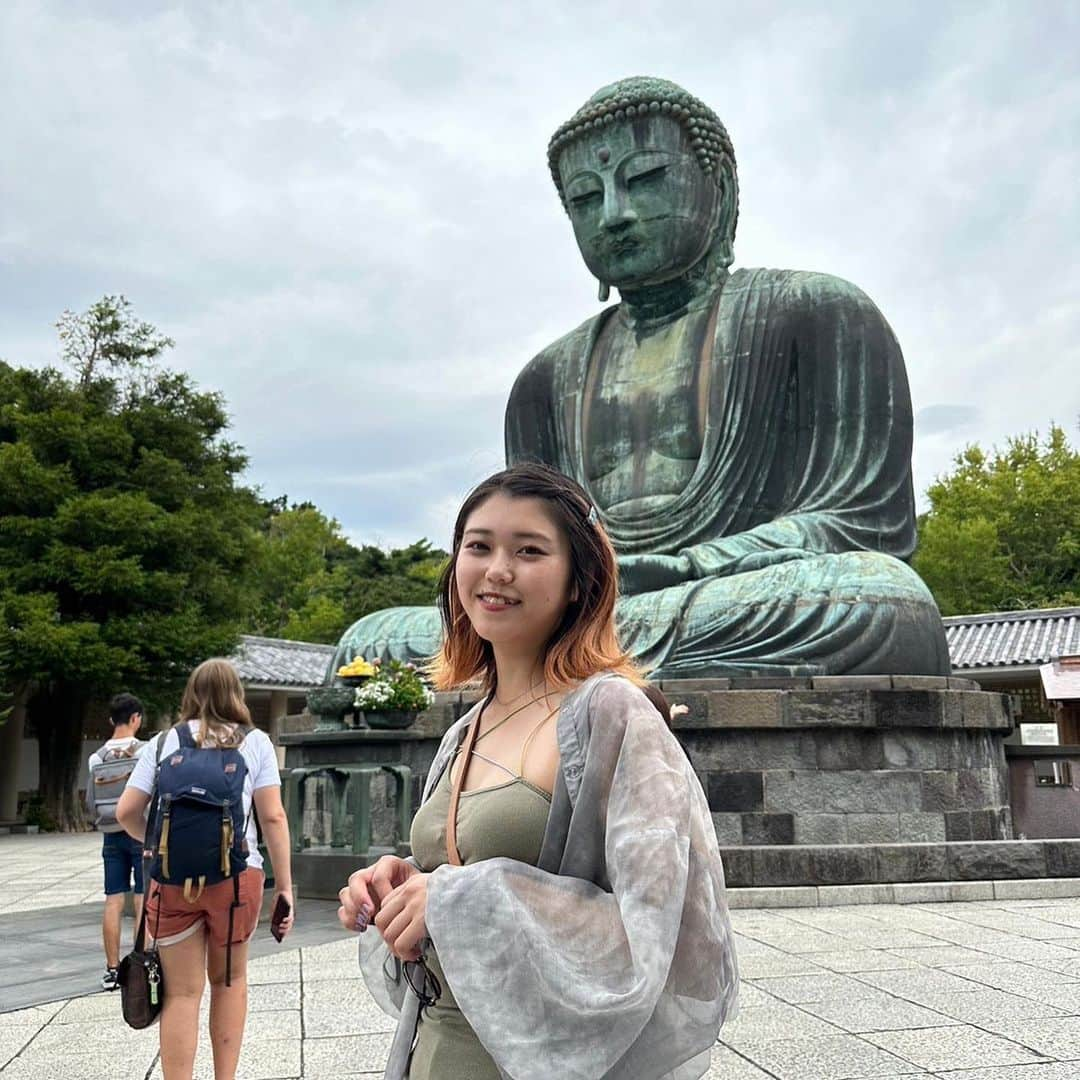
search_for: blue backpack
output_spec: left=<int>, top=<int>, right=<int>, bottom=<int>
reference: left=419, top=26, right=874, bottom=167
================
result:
left=148, top=722, right=250, bottom=899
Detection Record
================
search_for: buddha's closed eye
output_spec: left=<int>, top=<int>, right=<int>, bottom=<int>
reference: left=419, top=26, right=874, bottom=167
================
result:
left=627, top=165, right=668, bottom=188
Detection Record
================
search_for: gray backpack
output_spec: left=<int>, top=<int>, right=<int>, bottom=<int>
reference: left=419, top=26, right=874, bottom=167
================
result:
left=90, top=743, right=143, bottom=833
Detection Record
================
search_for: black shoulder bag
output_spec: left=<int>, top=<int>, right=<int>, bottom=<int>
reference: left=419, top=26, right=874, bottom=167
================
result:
left=118, top=731, right=168, bottom=1028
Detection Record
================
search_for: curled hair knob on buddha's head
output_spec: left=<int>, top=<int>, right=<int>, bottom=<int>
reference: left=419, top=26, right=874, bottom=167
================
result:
left=429, top=462, right=640, bottom=692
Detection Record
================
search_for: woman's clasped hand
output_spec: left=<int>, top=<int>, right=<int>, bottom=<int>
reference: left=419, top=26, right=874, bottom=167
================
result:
left=338, top=854, right=429, bottom=962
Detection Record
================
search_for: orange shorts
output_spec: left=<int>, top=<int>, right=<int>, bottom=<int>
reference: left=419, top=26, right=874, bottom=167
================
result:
left=145, top=868, right=265, bottom=948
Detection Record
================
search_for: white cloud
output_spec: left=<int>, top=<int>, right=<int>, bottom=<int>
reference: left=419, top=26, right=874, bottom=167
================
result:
left=1, top=1, right=1077, bottom=547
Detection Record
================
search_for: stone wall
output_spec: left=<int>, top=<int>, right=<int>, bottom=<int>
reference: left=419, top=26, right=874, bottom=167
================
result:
left=662, top=676, right=1014, bottom=847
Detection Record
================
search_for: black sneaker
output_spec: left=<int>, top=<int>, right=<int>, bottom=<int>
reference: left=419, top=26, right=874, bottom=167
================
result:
left=101, top=967, right=119, bottom=992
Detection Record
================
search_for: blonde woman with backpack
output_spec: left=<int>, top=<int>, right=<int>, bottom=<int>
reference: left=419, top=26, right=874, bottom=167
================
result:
left=117, top=659, right=295, bottom=1080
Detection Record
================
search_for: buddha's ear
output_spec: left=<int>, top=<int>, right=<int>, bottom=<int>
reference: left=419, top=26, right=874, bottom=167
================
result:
left=714, top=170, right=739, bottom=268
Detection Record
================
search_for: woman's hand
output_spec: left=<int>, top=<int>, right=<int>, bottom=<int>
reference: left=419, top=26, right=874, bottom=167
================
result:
left=337, top=855, right=419, bottom=933
left=374, top=873, right=430, bottom=962
left=272, top=888, right=295, bottom=939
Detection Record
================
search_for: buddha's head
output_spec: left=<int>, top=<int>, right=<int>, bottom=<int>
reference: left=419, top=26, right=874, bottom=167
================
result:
left=549, top=76, right=738, bottom=296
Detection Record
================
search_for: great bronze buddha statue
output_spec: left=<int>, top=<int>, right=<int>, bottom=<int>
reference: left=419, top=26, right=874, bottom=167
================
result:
left=332, top=76, right=950, bottom=678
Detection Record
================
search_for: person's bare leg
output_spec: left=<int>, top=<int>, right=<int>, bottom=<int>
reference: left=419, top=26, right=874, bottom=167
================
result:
left=158, top=928, right=208, bottom=1080
left=206, top=940, right=249, bottom=1080
left=102, top=894, right=125, bottom=968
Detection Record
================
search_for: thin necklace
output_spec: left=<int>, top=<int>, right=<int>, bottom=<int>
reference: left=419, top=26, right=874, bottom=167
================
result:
left=493, top=676, right=544, bottom=708
left=473, top=696, right=538, bottom=746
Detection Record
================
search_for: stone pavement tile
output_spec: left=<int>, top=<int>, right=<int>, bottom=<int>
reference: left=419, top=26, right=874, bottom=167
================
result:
left=736, top=949, right=828, bottom=979
left=863, top=1026, right=1044, bottom=1071
left=303, top=980, right=396, bottom=1037
left=801, top=990, right=963, bottom=1033
left=148, top=1037, right=301, bottom=1080
left=0, top=1028, right=39, bottom=1071
left=705, top=1044, right=777, bottom=1078
left=244, top=1010, right=301, bottom=1040
left=304, top=937, right=359, bottom=959
left=853, top=967, right=990, bottom=1005
left=774, top=910, right=893, bottom=934
left=248, top=982, right=301, bottom=1012
left=887, top=944, right=1009, bottom=968
left=26, top=1017, right=158, bottom=1054
left=302, top=1033, right=395, bottom=1076
left=812, top=950, right=921, bottom=973
left=750, top=972, right=885, bottom=1004
left=1011, top=983, right=1080, bottom=1014
left=1, top=1051, right=159, bottom=1080
left=247, top=955, right=301, bottom=985
left=747, top=928, right=852, bottom=954
left=979, top=937, right=1080, bottom=964
left=738, top=981, right=787, bottom=1008
left=52, top=993, right=126, bottom=1021
left=842, top=930, right=947, bottom=951
left=733, top=1033, right=917, bottom=1079
left=937, top=1064, right=1080, bottom=1079
left=987, top=1017, right=1080, bottom=1060
left=302, top=960, right=364, bottom=983
left=719, top=1003, right=845, bottom=1047
left=940, top=962, right=1080, bottom=999
left=1046, top=957, right=1080, bottom=977
left=916, top=988, right=1069, bottom=1023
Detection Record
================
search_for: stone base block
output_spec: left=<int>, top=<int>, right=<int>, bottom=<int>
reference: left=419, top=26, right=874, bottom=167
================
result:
left=666, top=677, right=1014, bottom=847
left=718, top=838, right=1080, bottom=888
left=728, top=876, right=1080, bottom=909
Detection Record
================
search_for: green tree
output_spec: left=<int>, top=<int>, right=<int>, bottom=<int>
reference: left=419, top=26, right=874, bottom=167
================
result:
left=329, top=538, right=447, bottom=628
left=248, top=505, right=348, bottom=641
left=0, top=298, right=264, bottom=830
left=914, top=423, right=1080, bottom=615
left=248, top=507, right=447, bottom=645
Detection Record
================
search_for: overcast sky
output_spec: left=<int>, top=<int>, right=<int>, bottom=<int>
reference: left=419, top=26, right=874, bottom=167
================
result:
left=2, top=1, right=1077, bottom=550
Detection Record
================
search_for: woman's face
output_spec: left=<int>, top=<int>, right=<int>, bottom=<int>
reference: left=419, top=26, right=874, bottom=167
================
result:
left=456, top=492, right=576, bottom=654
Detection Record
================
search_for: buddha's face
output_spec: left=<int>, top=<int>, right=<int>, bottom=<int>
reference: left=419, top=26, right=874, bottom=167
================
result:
left=558, top=114, right=719, bottom=290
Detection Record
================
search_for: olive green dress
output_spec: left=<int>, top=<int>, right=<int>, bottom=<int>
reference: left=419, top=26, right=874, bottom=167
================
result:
left=408, top=757, right=551, bottom=1080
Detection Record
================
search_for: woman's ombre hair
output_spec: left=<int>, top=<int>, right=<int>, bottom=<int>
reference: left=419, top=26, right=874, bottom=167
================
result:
left=430, top=463, right=641, bottom=692
left=179, top=658, right=253, bottom=746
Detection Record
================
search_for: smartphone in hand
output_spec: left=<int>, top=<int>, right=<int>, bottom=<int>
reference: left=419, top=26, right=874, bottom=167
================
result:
left=270, top=894, right=292, bottom=943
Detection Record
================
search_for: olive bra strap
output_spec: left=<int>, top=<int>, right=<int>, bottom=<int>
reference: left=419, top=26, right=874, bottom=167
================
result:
left=445, top=699, right=559, bottom=867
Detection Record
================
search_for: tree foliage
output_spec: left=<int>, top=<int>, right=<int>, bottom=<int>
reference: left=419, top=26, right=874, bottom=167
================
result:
left=914, top=422, right=1080, bottom=616
left=0, top=297, right=263, bottom=829
left=247, top=506, right=446, bottom=644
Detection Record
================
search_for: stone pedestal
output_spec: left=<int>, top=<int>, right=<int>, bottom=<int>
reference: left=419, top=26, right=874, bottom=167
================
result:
left=281, top=676, right=1051, bottom=898
left=662, top=675, right=1015, bottom=847
left=279, top=691, right=476, bottom=899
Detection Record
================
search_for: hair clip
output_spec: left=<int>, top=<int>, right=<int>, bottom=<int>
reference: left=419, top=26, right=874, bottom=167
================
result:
left=587, top=505, right=599, bottom=526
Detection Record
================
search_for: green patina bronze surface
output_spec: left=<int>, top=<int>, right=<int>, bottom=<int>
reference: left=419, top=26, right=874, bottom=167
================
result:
left=333, top=76, right=949, bottom=678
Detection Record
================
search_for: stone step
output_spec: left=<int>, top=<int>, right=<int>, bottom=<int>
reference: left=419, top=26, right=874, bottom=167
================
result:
left=719, top=838, right=1080, bottom=888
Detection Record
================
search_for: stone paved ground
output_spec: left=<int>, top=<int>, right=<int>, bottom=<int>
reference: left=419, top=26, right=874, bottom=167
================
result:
left=3, top=836, right=1080, bottom=1078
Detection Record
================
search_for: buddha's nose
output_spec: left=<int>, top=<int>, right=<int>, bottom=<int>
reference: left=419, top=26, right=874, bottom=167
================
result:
left=601, top=185, right=637, bottom=232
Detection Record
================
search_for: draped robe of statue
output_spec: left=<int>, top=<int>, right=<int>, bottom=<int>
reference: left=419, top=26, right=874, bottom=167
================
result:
left=330, top=266, right=950, bottom=679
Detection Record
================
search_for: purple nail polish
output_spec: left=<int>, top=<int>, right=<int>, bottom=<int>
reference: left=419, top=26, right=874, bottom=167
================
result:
left=355, top=914, right=368, bottom=931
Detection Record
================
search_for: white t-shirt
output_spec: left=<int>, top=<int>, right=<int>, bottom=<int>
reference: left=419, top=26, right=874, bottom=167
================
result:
left=127, top=722, right=280, bottom=871
left=88, top=735, right=146, bottom=771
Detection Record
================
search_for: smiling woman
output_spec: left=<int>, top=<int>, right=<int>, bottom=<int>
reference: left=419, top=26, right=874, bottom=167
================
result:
left=337, top=463, right=739, bottom=1080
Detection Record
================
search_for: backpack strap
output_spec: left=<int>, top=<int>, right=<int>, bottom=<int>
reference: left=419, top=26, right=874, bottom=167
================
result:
left=176, top=722, right=197, bottom=749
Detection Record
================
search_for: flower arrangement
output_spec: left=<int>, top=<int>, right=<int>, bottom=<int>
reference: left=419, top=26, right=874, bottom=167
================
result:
left=353, top=658, right=435, bottom=714
left=337, top=656, right=376, bottom=679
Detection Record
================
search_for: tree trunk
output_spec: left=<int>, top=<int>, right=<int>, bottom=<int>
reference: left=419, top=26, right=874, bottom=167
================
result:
left=30, top=683, right=88, bottom=832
